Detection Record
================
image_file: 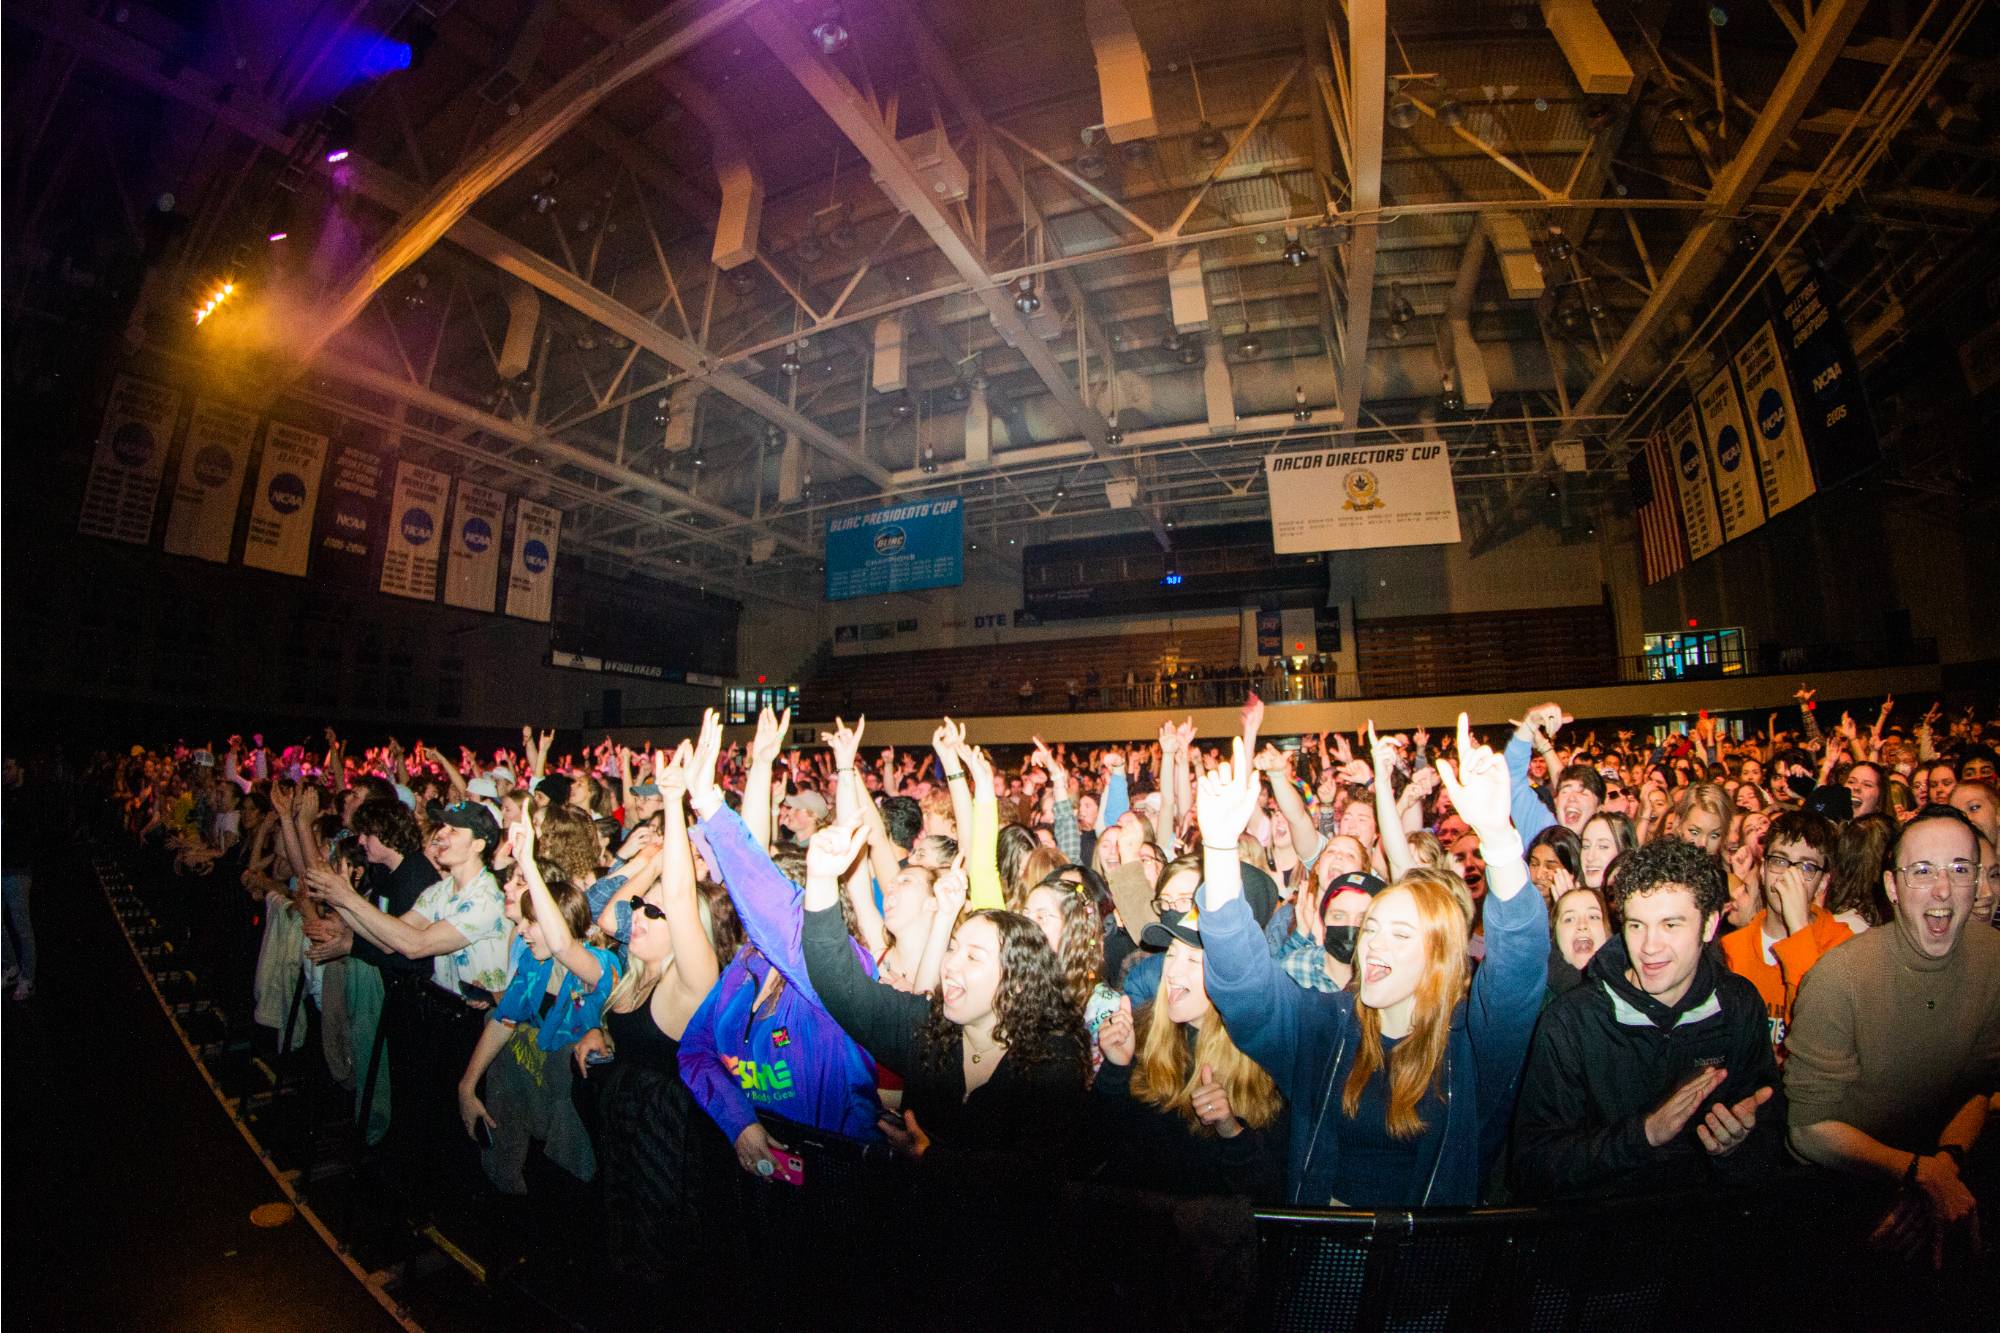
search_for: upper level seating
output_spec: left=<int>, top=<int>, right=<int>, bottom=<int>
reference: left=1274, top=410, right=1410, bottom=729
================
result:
left=1355, top=603, right=1617, bottom=699
left=800, top=625, right=1245, bottom=718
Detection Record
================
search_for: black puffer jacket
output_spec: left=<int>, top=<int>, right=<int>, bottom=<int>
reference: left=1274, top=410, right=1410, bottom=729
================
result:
left=1509, top=937, right=1788, bottom=1201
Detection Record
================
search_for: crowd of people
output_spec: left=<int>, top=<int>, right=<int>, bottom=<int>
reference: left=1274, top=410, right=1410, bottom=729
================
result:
left=74, top=686, right=2000, bottom=1325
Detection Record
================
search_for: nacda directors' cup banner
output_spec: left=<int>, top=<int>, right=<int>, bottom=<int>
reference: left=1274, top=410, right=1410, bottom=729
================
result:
left=1263, top=443, right=1462, bottom=553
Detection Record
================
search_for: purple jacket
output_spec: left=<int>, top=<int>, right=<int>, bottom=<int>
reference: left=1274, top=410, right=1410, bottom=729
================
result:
left=678, top=806, right=883, bottom=1145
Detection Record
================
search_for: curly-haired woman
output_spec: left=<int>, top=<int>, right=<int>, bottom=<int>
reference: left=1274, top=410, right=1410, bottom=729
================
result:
left=1021, top=865, right=1123, bottom=1071
left=800, top=820, right=1089, bottom=1159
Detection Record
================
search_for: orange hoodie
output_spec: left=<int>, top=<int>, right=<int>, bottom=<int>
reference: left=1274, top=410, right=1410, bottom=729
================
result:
left=1720, top=908, right=1853, bottom=1054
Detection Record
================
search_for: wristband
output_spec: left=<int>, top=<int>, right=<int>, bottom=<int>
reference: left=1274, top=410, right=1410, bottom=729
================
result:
left=1902, top=1151, right=1923, bottom=1190
left=837, top=767, right=854, bottom=774
left=945, top=771, right=967, bottom=784
left=1201, top=841, right=1240, bottom=852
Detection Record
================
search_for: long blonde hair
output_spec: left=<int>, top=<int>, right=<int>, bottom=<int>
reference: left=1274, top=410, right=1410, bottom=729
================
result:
left=1340, top=876, right=1470, bottom=1139
left=604, top=882, right=730, bottom=1017
left=1130, top=964, right=1281, bottom=1136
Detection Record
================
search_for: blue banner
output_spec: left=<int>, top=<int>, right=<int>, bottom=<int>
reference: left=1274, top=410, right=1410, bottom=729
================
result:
left=825, top=497, right=963, bottom=600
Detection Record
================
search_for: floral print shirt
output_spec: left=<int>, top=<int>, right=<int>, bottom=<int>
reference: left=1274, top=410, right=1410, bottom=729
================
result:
left=412, top=869, right=510, bottom=996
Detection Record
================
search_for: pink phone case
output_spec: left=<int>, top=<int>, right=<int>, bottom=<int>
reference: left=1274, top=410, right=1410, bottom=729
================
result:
left=770, top=1151, right=805, bottom=1187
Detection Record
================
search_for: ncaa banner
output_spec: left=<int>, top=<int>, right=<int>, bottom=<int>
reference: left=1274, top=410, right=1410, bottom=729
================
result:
left=313, top=441, right=391, bottom=589
left=1663, top=403, right=1722, bottom=561
left=504, top=497, right=561, bottom=622
left=443, top=481, right=506, bottom=612
left=1693, top=366, right=1766, bottom=542
left=1769, top=261, right=1877, bottom=489
left=78, top=374, right=183, bottom=544
left=1733, top=321, right=1816, bottom=518
left=162, top=397, right=257, bottom=562
left=242, top=422, right=329, bottom=576
left=1262, top=442, right=1461, bottom=554
left=379, top=460, right=451, bottom=601
left=825, top=497, right=964, bottom=600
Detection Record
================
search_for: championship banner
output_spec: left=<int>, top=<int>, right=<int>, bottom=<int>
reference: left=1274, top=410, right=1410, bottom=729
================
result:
left=241, top=422, right=329, bottom=576
left=443, top=481, right=506, bottom=612
left=78, top=374, right=182, bottom=544
left=1694, top=366, right=1766, bottom=542
left=504, top=497, right=561, bottom=622
left=1262, top=441, right=1461, bottom=553
left=825, top=497, right=964, bottom=600
left=1732, top=321, right=1816, bottom=518
left=1769, top=261, right=1877, bottom=489
left=1663, top=403, right=1723, bottom=561
left=379, top=460, right=451, bottom=601
left=161, top=397, right=256, bottom=562
left=312, top=441, right=391, bottom=589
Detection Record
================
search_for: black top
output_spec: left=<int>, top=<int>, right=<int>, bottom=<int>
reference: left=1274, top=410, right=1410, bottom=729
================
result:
left=799, top=904, right=1087, bottom=1159
left=1085, top=1058, right=1285, bottom=1201
left=605, top=997, right=681, bottom=1072
left=349, top=852, right=437, bottom=974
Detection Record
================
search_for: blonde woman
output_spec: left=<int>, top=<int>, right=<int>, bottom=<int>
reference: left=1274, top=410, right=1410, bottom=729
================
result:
left=1090, top=907, right=1284, bottom=1199
left=1191, top=715, right=1547, bottom=1207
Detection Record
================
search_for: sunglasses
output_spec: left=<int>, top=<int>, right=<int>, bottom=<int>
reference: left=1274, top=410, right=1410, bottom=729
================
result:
left=634, top=900, right=669, bottom=922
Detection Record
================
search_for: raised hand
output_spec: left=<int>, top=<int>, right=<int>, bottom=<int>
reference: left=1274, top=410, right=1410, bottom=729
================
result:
left=751, top=705, right=790, bottom=767
left=1175, top=718, right=1197, bottom=752
left=1098, top=996, right=1137, bottom=1067
left=687, top=709, right=724, bottom=809
left=297, top=784, right=322, bottom=823
left=932, top=855, right=969, bottom=922
left=1434, top=713, right=1511, bottom=836
left=1240, top=692, right=1265, bottom=737
left=1329, top=732, right=1353, bottom=765
left=820, top=715, right=866, bottom=771
left=805, top=822, right=869, bottom=883
left=961, top=743, right=996, bottom=789
left=1195, top=739, right=1259, bottom=847
left=1030, top=735, right=1066, bottom=785
left=877, top=1109, right=931, bottom=1162
left=1158, top=719, right=1183, bottom=756
left=508, top=816, right=537, bottom=868
left=1252, top=743, right=1291, bottom=775
left=1695, top=1085, right=1773, bottom=1157
left=655, top=739, right=693, bottom=797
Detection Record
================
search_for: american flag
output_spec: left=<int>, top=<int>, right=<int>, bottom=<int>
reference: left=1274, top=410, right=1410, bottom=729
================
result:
left=1632, top=431, right=1687, bottom=585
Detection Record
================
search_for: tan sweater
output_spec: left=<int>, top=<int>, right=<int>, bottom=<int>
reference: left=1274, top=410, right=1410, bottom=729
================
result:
left=1785, top=919, right=2000, bottom=1152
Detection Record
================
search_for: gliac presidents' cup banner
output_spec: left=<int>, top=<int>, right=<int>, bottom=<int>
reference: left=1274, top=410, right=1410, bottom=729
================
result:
left=825, top=496, right=964, bottom=600
left=162, top=397, right=257, bottom=563
left=379, top=460, right=451, bottom=601
left=504, top=497, right=561, bottom=622
left=1263, top=443, right=1461, bottom=553
left=242, top=422, right=329, bottom=577
left=444, top=481, right=506, bottom=612
left=79, top=374, right=183, bottom=545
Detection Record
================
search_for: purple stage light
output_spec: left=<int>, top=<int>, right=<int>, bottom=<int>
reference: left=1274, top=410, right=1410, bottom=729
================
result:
left=324, top=149, right=350, bottom=164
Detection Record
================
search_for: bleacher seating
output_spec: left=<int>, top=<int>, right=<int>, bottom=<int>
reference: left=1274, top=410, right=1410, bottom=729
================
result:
left=1355, top=604, right=1617, bottom=699
left=801, top=625, right=1247, bottom=719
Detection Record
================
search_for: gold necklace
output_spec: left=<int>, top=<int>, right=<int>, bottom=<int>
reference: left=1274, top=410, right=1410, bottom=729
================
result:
left=966, top=1030, right=1001, bottom=1064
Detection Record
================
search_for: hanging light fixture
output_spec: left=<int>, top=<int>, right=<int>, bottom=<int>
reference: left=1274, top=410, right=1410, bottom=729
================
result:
left=1387, top=84, right=1421, bottom=131
left=827, top=208, right=857, bottom=250
left=811, top=5, right=849, bottom=55
left=1440, top=369, right=1462, bottom=415
left=779, top=343, right=802, bottom=376
left=1076, top=128, right=1108, bottom=179
left=893, top=395, right=914, bottom=418
left=921, top=445, right=938, bottom=474
left=1293, top=386, right=1313, bottom=422
left=1237, top=331, right=1262, bottom=359
left=1437, top=98, right=1464, bottom=128
left=1282, top=232, right=1310, bottom=267
left=1193, top=122, right=1229, bottom=160
left=1545, top=224, right=1573, bottom=263
left=728, top=267, right=756, bottom=295
left=1389, top=281, right=1416, bottom=327
left=692, top=440, right=706, bottom=468
left=796, top=232, right=824, bottom=264
left=1105, top=413, right=1124, bottom=447
left=1013, top=276, right=1040, bottom=315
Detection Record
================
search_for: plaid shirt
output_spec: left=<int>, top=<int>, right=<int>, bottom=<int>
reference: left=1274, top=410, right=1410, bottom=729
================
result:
left=1273, top=923, right=1342, bottom=993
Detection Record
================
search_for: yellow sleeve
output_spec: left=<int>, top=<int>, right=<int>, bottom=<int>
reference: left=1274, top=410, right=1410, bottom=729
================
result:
left=968, top=792, right=1004, bottom=910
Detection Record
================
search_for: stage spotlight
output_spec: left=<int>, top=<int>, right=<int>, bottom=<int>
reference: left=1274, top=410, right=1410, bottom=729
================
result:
left=193, top=280, right=237, bottom=326
left=267, top=231, right=288, bottom=242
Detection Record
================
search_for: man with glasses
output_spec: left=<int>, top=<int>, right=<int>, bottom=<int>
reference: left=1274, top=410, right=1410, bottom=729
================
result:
left=1787, top=805, right=1999, bottom=1271
left=1720, top=810, right=1849, bottom=1054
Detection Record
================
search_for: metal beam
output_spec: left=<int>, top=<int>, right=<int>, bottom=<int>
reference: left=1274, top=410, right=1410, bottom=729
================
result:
left=347, top=164, right=896, bottom=489
left=1570, top=0, right=1869, bottom=419
left=296, top=0, right=761, bottom=367
left=1333, top=1, right=1386, bottom=428
left=748, top=6, right=1109, bottom=457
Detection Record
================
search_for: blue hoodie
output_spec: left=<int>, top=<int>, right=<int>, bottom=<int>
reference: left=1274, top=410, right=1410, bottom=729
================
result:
left=1197, top=850, right=1547, bottom=1208
left=678, top=807, right=883, bottom=1146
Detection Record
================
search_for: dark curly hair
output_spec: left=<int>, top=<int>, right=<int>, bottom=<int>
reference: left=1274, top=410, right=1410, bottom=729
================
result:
left=1608, top=837, right=1728, bottom=922
left=916, top=909, right=1088, bottom=1077
left=1028, top=867, right=1105, bottom=1014
left=349, top=798, right=422, bottom=858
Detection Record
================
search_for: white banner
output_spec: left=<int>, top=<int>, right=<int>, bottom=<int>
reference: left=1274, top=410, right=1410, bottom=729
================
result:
left=443, top=481, right=506, bottom=612
left=1694, top=365, right=1766, bottom=542
left=1263, top=442, right=1461, bottom=553
left=78, top=374, right=182, bottom=544
left=504, top=498, right=561, bottom=622
left=1664, top=403, right=1723, bottom=561
left=241, top=422, right=329, bottom=577
left=1733, top=320, right=1817, bottom=518
left=162, top=397, right=257, bottom=562
left=378, top=460, right=451, bottom=601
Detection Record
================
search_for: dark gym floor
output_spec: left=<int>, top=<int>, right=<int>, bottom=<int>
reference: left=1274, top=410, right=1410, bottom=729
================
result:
left=1, top=839, right=401, bottom=1332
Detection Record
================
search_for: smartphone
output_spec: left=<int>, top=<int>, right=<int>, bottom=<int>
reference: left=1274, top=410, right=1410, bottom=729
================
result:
left=583, top=1050, right=614, bottom=1066
left=457, top=980, right=492, bottom=1005
left=769, top=1150, right=805, bottom=1188
left=474, top=1120, right=493, bottom=1150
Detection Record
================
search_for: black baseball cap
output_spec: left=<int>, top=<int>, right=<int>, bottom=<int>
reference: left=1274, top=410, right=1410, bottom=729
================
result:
left=438, top=800, right=502, bottom=848
left=1320, top=871, right=1387, bottom=916
left=1141, top=906, right=1204, bottom=951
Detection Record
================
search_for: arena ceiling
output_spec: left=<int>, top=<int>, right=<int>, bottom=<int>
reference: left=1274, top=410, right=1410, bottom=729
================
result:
left=6, top=0, right=1997, bottom=604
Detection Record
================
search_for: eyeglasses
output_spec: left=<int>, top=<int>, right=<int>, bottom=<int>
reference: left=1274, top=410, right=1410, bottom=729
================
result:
left=1894, top=860, right=1980, bottom=888
left=1151, top=892, right=1195, bottom=913
left=1762, top=852, right=1826, bottom=879
left=634, top=900, right=669, bottom=922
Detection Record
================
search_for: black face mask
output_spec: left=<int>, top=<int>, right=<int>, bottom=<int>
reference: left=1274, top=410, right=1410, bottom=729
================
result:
left=1324, top=924, right=1359, bottom=965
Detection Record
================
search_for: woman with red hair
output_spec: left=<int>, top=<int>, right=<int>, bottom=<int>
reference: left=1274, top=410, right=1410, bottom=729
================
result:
left=1192, top=715, right=1548, bottom=1207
